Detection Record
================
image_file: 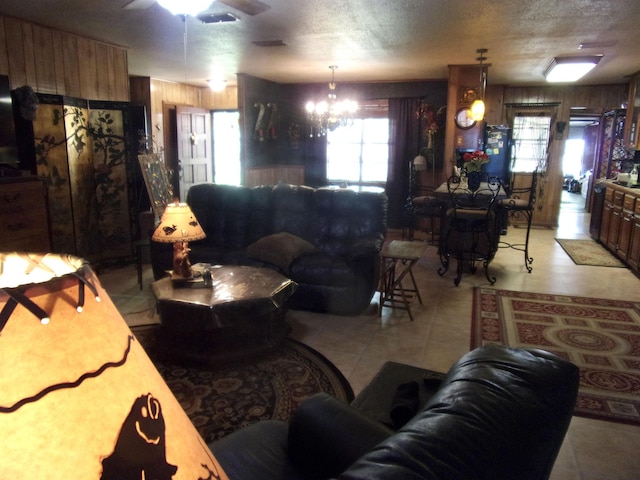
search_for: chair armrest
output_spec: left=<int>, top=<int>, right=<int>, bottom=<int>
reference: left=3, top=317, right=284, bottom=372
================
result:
left=288, top=393, right=393, bottom=478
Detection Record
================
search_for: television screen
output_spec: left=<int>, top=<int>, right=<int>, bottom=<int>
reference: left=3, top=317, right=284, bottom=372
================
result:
left=0, top=75, right=19, bottom=169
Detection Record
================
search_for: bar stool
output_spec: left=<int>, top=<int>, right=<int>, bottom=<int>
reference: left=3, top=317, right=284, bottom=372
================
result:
left=496, top=169, right=538, bottom=273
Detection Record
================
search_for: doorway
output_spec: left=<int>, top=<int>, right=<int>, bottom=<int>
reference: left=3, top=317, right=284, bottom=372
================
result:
left=212, top=110, right=241, bottom=186
left=561, top=115, right=600, bottom=213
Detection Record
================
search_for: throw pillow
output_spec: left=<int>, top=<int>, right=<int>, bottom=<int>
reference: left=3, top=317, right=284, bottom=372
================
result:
left=247, top=232, right=317, bottom=274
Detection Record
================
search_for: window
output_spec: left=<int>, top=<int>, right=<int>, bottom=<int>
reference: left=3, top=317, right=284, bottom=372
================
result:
left=326, top=116, right=389, bottom=186
left=511, top=114, right=552, bottom=172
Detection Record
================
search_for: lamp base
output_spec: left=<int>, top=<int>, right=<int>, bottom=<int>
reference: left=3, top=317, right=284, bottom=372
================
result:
left=172, top=242, right=193, bottom=279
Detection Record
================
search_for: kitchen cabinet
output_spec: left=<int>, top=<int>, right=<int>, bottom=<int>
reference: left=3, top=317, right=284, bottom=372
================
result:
left=599, top=187, right=614, bottom=246
left=600, top=181, right=640, bottom=270
left=628, top=200, right=640, bottom=270
left=617, top=194, right=635, bottom=259
left=606, top=190, right=624, bottom=252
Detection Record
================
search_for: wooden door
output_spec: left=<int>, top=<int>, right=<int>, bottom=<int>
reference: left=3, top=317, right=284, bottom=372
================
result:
left=176, top=106, right=212, bottom=201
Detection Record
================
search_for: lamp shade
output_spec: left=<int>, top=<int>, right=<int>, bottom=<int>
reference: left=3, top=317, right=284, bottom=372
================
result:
left=152, top=203, right=206, bottom=243
left=413, top=155, right=427, bottom=171
left=544, top=55, right=603, bottom=82
left=157, top=0, right=213, bottom=16
left=0, top=252, right=228, bottom=479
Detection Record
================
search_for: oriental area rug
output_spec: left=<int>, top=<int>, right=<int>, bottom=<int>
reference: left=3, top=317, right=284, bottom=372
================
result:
left=471, top=288, right=640, bottom=426
left=132, top=326, right=354, bottom=442
left=555, top=238, right=625, bottom=267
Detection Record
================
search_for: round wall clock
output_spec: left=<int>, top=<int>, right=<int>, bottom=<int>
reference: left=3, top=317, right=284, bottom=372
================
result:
left=455, top=107, right=476, bottom=130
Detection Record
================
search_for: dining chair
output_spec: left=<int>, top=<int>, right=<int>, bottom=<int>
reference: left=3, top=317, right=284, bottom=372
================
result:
left=438, top=172, right=501, bottom=286
left=496, top=169, right=538, bottom=273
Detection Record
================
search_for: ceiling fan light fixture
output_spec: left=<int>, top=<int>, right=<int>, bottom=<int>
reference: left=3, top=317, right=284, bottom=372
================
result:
left=157, top=0, right=214, bottom=17
left=544, top=55, right=603, bottom=82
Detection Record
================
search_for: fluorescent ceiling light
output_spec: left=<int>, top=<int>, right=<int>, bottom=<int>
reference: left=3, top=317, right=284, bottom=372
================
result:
left=157, top=0, right=213, bottom=16
left=544, top=55, right=603, bottom=83
left=208, top=79, right=227, bottom=91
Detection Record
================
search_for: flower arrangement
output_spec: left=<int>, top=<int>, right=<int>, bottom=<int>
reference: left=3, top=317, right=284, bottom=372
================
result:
left=463, top=150, right=490, bottom=172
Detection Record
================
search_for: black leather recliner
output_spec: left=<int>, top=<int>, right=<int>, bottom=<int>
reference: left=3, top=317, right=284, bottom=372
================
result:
left=210, top=345, right=580, bottom=480
left=150, top=184, right=388, bottom=315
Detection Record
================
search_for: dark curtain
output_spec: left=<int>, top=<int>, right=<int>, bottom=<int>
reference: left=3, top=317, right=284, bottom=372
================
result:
left=387, top=98, right=422, bottom=228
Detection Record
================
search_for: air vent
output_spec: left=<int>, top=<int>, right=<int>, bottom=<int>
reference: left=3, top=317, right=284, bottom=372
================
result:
left=252, top=40, right=287, bottom=47
left=579, top=41, right=617, bottom=49
left=198, top=13, right=239, bottom=23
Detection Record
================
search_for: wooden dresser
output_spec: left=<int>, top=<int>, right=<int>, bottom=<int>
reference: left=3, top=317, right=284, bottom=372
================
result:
left=599, top=180, right=640, bottom=272
left=0, top=176, right=52, bottom=252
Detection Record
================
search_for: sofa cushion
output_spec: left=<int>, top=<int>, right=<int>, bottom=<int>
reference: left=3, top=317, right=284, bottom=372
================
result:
left=247, top=232, right=318, bottom=274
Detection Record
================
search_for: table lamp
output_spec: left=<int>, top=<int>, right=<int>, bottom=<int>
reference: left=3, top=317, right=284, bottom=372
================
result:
left=152, top=202, right=206, bottom=279
left=0, top=252, right=228, bottom=479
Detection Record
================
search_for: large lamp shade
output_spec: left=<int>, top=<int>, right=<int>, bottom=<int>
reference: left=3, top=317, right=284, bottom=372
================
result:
left=0, top=253, right=228, bottom=479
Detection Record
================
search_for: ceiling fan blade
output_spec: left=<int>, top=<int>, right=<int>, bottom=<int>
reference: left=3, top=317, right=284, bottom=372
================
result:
left=219, top=0, right=270, bottom=16
left=122, top=0, right=156, bottom=9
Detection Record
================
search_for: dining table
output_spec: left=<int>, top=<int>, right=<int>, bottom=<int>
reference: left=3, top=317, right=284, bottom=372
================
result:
left=433, top=179, right=508, bottom=285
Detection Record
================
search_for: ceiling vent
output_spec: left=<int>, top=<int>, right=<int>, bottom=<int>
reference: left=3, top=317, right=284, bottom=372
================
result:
left=252, top=40, right=287, bottom=47
left=198, top=12, right=239, bottom=23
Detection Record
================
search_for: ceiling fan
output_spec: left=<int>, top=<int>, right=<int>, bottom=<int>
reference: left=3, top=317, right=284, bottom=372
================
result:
left=122, top=0, right=270, bottom=16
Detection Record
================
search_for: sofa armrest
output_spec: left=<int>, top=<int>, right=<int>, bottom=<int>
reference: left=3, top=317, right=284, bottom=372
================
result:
left=346, top=237, right=383, bottom=261
left=288, top=393, right=393, bottom=478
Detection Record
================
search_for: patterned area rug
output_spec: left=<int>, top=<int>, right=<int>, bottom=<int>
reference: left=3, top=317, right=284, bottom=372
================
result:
left=555, top=238, right=625, bottom=267
left=471, top=288, right=640, bottom=426
left=133, top=326, right=354, bottom=442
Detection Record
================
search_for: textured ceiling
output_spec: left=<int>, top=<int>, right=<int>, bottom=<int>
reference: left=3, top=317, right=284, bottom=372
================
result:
left=1, top=0, right=639, bottom=88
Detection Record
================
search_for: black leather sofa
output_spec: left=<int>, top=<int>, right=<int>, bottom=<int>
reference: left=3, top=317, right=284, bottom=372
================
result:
left=210, top=345, right=580, bottom=480
left=150, top=183, right=388, bottom=315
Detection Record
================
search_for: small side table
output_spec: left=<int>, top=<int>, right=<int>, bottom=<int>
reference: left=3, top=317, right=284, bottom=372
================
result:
left=379, top=240, right=427, bottom=321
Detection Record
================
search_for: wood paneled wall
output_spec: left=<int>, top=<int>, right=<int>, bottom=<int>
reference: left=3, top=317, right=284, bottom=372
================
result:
left=0, top=15, right=129, bottom=101
left=129, top=76, right=238, bottom=155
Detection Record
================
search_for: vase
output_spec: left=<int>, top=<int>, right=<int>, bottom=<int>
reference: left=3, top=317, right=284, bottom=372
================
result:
left=467, top=170, right=482, bottom=191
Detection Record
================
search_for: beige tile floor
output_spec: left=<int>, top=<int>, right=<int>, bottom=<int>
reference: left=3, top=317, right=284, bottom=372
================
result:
left=101, top=191, right=640, bottom=480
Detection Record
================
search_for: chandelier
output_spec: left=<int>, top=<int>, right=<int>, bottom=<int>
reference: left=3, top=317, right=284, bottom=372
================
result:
left=305, top=66, right=358, bottom=136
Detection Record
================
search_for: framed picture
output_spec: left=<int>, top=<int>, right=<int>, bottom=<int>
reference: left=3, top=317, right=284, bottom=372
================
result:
left=459, top=87, right=479, bottom=105
left=138, top=154, right=173, bottom=217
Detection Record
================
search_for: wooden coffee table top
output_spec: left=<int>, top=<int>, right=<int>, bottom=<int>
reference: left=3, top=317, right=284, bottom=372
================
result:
left=151, top=265, right=297, bottom=310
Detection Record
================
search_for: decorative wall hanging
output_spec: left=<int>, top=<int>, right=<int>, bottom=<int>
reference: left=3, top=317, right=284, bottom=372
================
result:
left=31, top=96, right=134, bottom=263
left=138, top=153, right=173, bottom=218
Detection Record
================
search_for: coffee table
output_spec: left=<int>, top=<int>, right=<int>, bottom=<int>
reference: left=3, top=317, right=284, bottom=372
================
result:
left=151, top=265, right=297, bottom=365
